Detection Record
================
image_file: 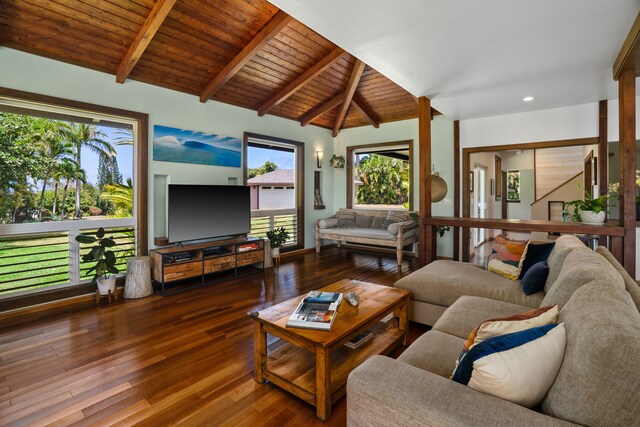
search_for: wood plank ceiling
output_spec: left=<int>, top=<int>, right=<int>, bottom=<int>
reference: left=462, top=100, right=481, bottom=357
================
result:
left=0, top=0, right=437, bottom=135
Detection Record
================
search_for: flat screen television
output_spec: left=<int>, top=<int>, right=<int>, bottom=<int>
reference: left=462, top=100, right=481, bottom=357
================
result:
left=168, top=184, right=251, bottom=243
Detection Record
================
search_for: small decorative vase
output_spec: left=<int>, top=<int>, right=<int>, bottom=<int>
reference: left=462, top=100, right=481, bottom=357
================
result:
left=96, top=277, right=116, bottom=295
left=580, top=210, right=606, bottom=225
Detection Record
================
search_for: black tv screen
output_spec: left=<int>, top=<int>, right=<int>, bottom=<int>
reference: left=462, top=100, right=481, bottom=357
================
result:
left=168, top=184, right=251, bottom=243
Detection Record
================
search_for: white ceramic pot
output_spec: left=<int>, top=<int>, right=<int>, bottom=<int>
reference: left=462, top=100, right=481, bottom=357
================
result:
left=96, top=277, right=116, bottom=295
left=272, top=247, right=280, bottom=258
left=580, top=210, right=606, bottom=225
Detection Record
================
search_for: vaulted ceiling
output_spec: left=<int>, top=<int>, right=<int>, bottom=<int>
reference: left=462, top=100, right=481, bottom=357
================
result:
left=0, top=0, right=437, bottom=135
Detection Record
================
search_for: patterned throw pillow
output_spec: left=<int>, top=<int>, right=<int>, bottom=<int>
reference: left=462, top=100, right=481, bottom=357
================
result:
left=382, top=210, right=411, bottom=228
left=519, top=242, right=555, bottom=279
left=452, top=323, right=566, bottom=408
left=463, top=305, right=558, bottom=351
left=337, top=211, right=357, bottom=228
left=486, top=236, right=528, bottom=280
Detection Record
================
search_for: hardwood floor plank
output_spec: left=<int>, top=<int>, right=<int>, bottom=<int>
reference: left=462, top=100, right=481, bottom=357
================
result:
left=0, top=249, right=422, bottom=425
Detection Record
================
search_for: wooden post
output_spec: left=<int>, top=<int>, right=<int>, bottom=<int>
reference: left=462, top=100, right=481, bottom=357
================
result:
left=453, top=120, right=460, bottom=261
left=461, top=151, right=471, bottom=262
left=598, top=100, right=608, bottom=248
left=418, top=96, right=433, bottom=266
left=618, top=68, right=636, bottom=277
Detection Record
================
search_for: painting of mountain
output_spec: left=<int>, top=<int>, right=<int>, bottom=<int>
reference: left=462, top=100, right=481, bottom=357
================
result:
left=153, top=125, right=241, bottom=167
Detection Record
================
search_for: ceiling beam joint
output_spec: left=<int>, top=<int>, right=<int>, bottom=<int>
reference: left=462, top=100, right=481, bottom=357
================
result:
left=116, top=0, right=177, bottom=84
left=351, top=96, right=379, bottom=128
left=332, top=59, right=366, bottom=137
left=299, top=93, right=346, bottom=126
left=200, top=11, right=293, bottom=102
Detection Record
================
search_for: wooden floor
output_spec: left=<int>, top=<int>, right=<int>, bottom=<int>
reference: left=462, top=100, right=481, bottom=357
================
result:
left=0, top=247, right=427, bottom=426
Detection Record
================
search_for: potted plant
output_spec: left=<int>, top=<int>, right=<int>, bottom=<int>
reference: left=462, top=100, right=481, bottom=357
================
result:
left=563, top=185, right=614, bottom=225
left=330, top=154, right=345, bottom=169
left=266, top=227, right=290, bottom=259
left=75, top=227, right=120, bottom=295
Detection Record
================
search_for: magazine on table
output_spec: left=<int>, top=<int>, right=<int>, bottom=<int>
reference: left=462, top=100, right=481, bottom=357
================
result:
left=344, top=330, right=374, bottom=349
left=286, top=291, right=343, bottom=330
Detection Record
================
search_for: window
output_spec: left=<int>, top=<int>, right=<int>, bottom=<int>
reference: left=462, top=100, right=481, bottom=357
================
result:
left=0, top=87, right=147, bottom=302
left=243, top=133, right=304, bottom=251
left=346, top=141, right=413, bottom=210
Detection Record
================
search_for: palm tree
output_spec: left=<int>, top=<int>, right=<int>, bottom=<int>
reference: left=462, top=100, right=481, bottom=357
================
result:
left=61, top=123, right=115, bottom=219
left=60, top=162, right=86, bottom=220
left=101, top=178, right=133, bottom=217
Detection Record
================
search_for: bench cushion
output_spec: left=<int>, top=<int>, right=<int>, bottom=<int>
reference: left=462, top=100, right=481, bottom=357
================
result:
left=395, top=260, right=545, bottom=309
left=319, top=227, right=398, bottom=241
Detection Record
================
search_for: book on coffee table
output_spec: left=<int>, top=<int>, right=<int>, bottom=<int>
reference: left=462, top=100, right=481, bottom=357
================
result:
left=344, top=330, right=374, bottom=349
left=286, top=292, right=343, bottom=330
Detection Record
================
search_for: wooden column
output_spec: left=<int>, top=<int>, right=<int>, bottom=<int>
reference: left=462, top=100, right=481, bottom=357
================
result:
left=598, top=100, right=608, bottom=197
left=418, top=96, right=433, bottom=266
left=618, top=68, right=636, bottom=277
left=461, top=151, right=471, bottom=262
left=453, top=120, right=460, bottom=261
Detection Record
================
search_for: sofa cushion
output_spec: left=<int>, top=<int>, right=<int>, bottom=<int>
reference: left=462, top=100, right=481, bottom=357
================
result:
left=371, top=216, right=386, bottom=229
left=541, top=246, right=623, bottom=308
left=337, top=210, right=357, bottom=228
left=595, top=245, right=640, bottom=312
left=387, top=219, right=415, bottom=235
left=520, top=242, right=555, bottom=278
left=395, top=260, right=545, bottom=309
left=452, top=323, right=566, bottom=408
left=317, top=217, right=338, bottom=229
left=355, top=214, right=373, bottom=228
left=544, top=235, right=585, bottom=293
left=397, top=330, right=463, bottom=378
left=486, top=236, right=528, bottom=280
left=540, top=281, right=640, bottom=426
left=463, top=305, right=558, bottom=351
left=433, top=296, right=533, bottom=339
left=320, top=227, right=397, bottom=241
left=382, top=210, right=411, bottom=228
left=522, top=261, right=549, bottom=295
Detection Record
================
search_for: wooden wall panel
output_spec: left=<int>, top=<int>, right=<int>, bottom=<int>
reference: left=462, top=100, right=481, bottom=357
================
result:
left=535, top=146, right=584, bottom=199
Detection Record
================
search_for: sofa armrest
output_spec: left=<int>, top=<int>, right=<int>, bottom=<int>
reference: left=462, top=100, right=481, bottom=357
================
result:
left=347, top=356, right=578, bottom=427
left=387, top=219, right=417, bottom=236
left=317, top=217, right=339, bottom=229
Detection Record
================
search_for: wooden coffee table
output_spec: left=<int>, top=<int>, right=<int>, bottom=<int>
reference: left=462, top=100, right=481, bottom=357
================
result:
left=249, top=279, right=409, bottom=420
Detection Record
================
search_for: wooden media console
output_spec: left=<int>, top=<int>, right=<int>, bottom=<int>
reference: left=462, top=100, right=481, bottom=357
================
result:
left=150, top=236, right=265, bottom=295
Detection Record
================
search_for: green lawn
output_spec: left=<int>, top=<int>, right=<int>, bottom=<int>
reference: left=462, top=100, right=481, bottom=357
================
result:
left=0, top=228, right=134, bottom=294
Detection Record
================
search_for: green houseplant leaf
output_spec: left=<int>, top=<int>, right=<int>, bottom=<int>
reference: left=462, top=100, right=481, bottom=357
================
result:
left=75, top=227, right=121, bottom=283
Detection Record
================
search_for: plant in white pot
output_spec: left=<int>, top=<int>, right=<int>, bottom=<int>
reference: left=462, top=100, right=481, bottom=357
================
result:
left=330, top=154, right=345, bottom=169
left=75, top=227, right=120, bottom=295
left=563, top=185, right=614, bottom=225
left=266, top=227, right=290, bottom=262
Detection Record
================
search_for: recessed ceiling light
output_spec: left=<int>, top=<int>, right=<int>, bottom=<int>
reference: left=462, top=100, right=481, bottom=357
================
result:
left=523, top=96, right=534, bottom=102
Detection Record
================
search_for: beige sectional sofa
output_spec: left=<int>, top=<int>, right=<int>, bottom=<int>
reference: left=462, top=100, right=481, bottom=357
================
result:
left=315, top=208, right=417, bottom=265
left=347, top=237, right=640, bottom=426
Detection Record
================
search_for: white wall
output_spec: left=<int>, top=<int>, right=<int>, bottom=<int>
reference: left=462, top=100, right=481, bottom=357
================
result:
left=334, top=116, right=455, bottom=257
left=0, top=48, right=336, bottom=250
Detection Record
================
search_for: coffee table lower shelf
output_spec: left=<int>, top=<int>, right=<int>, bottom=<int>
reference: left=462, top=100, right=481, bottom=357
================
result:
left=262, top=324, right=404, bottom=408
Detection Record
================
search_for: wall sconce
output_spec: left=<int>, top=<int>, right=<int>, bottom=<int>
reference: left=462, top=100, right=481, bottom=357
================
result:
left=316, top=150, right=323, bottom=168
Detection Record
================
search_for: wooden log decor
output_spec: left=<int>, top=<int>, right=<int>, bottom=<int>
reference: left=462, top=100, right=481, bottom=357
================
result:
left=124, top=256, right=154, bottom=298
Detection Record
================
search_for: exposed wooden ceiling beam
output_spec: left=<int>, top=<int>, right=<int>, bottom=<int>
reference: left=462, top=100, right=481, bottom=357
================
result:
left=333, top=59, right=366, bottom=137
left=200, top=11, right=293, bottom=102
left=299, top=93, right=346, bottom=126
left=258, top=47, right=345, bottom=116
left=351, top=95, right=379, bottom=128
left=116, top=0, right=177, bottom=84
left=613, top=12, right=640, bottom=80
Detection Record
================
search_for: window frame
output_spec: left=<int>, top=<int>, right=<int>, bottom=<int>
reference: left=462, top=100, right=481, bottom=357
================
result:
left=0, top=87, right=148, bottom=310
left=346, top=140, right=414, bottom=211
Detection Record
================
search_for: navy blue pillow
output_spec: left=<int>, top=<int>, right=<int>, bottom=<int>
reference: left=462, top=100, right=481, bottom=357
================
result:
left=519, top=242, right=555, bottom=279
left=522, top=261, right=549, bottom=295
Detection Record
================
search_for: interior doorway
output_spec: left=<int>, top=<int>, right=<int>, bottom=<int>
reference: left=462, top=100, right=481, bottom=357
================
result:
left=472, top=164, right=487, bottom=247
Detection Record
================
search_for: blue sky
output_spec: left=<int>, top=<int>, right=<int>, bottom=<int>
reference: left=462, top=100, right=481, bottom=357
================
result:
left=82, top=126, right=133, bottom=186
left=247, top=146, right=294, bottom=169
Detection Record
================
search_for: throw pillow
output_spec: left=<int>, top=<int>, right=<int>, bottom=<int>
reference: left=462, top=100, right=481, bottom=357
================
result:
left=355, top=214, right=373, bottom=228
left=486, top=236, right=528, bottom=280
left=336, top=211, right=357, bottom=228
left=382, top=210, right=411, bottom=228
left=522, top=261, right=550, bottom=295
left=452, top=323, right=566, bottom=408
left=463, top=305, right=558, bottom=351
left=371, top=216, right=386, bottom=229
left=519, top=242, right=555, bottom=279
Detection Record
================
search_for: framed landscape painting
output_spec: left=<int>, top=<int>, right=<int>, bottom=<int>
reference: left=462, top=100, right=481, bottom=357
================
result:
left=506, top=169, right=520, bottom=202
left=153, top=125, right=241, bottom=167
